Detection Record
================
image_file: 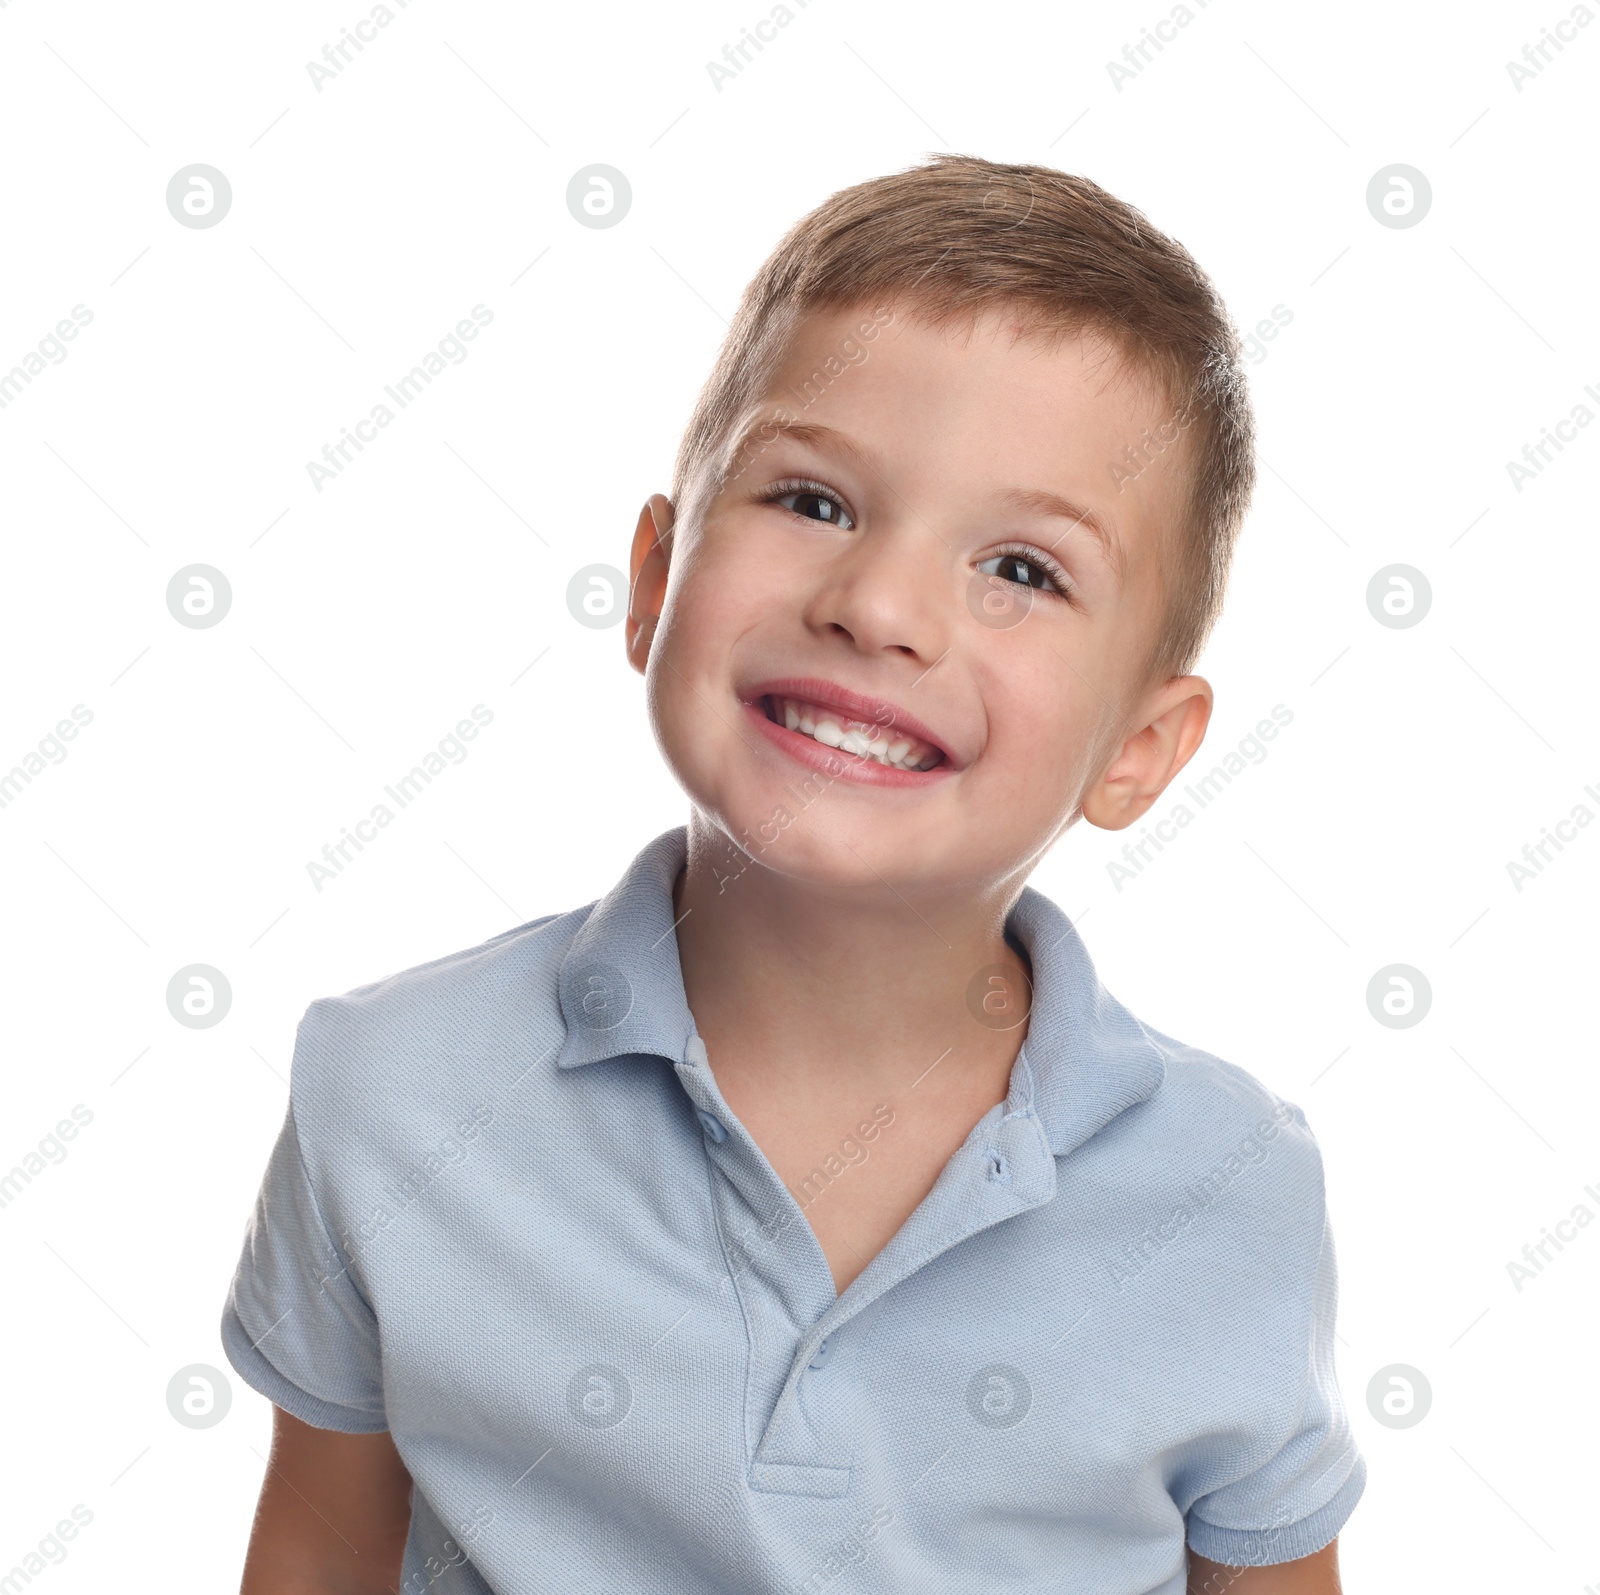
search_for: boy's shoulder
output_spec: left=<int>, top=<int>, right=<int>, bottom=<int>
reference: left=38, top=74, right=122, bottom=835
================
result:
left=283, top=901, right=595, bottom=1123
left=1012, top=877, right=1325, bottom=1209
left=1107, top=1009, right=1328, bottom=1226
left=324, top=905, right=579, bottom=1008
left=1140, top=1018, right=1312, bottom=1138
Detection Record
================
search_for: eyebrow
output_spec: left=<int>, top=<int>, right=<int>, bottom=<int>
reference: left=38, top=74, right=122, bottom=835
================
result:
left=993, top=486, right=1125, bottom=582
left=726, top=416, right=1124, bottom=581
left=724, top=417, right=879, bottom=478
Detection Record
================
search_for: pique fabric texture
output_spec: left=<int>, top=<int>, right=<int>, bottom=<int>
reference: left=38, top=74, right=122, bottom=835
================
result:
left=221, top=824, right=1365, bottom=1595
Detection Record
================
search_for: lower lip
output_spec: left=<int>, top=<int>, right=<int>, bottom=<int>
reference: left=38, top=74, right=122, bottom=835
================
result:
left=741, top=700, right=957, bottom=789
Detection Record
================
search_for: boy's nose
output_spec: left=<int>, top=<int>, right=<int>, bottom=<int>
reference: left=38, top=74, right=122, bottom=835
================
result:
left=798, top=517, right=953, bottom=665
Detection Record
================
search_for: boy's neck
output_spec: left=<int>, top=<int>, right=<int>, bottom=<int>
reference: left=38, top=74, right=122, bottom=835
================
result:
left=670, top=815, right=1033, bottom=1106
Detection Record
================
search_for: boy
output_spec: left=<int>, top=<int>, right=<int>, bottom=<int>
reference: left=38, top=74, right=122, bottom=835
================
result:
left=224, top=154, right=1363, bottom=1594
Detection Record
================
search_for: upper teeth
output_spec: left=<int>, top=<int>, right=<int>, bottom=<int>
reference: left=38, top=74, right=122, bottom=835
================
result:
left=768, top=696, right=943, bottom=772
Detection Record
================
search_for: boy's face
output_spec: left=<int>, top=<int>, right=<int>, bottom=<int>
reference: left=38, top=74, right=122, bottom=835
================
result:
left=627, top=301, right=1212, bottom=899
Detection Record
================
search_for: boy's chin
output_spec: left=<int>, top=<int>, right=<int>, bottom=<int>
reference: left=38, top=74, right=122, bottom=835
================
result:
left=691, top=796, right=970, bottom=891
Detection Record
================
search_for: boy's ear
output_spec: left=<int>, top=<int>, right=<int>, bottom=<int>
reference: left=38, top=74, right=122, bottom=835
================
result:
left=1080, top=677, right=1213, bottom=832
left=625, top=494, right=674, bottom=676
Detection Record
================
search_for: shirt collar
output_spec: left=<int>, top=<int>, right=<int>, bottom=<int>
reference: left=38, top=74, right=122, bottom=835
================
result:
left=1004, top=883, right=1168, bottom=1158
left=554, top=825, right=700, bottom=1073
left=554, top=825, right=1165, bottom=1157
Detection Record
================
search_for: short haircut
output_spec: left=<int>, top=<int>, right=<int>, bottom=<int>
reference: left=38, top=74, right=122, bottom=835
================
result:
left=668, top=152, right=1257, bottom=682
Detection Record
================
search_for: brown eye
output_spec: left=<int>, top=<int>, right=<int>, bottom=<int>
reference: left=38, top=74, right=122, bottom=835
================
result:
left=976, top=550, right=1066, bottom=597
left=766, top=483, right=855, bottom=530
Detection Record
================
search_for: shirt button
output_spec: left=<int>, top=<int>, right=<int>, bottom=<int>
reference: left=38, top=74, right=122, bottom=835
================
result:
left=695, top=1108, right=728, bottom=1144
left=808, top=1334, right=836, bottom=1370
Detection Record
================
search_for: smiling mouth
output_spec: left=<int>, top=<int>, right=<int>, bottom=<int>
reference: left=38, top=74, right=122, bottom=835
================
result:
left=761, top=694, right=946, bottom=772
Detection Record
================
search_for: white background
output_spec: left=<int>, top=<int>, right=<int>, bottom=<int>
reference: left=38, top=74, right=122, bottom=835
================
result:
left=1, top=0, right=1597, bottom=1588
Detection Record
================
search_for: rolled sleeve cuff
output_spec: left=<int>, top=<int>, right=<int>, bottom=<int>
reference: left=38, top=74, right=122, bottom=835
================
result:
left=1187, top=1453, right=1366, bottom=1567
left=221, top=1301, right=389, bottom=1434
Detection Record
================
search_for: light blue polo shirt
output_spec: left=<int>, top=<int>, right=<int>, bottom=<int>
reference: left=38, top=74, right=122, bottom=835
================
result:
left=221, top=824, right=1364, bottom=1594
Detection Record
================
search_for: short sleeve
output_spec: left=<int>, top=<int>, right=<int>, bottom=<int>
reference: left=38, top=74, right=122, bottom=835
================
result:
left=220, top=1090, right=389, bottom=1433
left=1185, top=1199, right=1366, bottom=1566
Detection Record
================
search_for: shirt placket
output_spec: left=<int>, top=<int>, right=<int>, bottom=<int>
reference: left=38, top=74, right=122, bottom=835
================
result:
left=673, top=1035, right=1058, bottom=1500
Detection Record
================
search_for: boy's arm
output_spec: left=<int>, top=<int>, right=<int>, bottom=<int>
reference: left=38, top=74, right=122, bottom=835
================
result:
left=240, top=1405, right=414, bottom=1594
left=1188, top=1539, right=1342, bottom=1594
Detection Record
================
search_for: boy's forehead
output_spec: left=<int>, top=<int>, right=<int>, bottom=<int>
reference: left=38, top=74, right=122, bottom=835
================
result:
left=774, top=298, right=1166, bottom=392
left=732, top=300, right=1188, bottom=571
left=766, top=302, right=1176, bottom=466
